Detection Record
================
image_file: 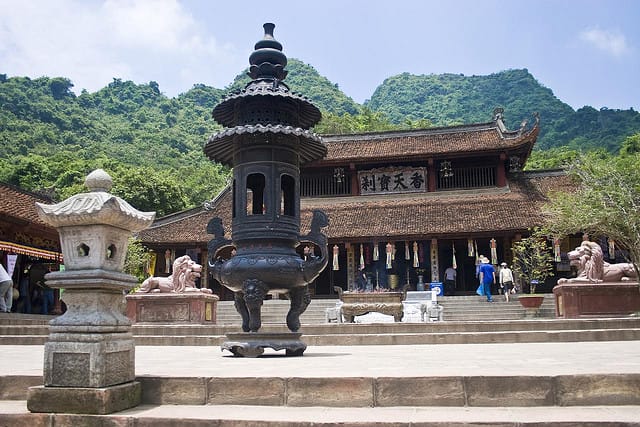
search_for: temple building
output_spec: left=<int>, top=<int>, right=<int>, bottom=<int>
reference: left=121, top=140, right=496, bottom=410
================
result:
left=0, top=183, right=63, bottom=313
left=137, top=108, right=577, bottom=299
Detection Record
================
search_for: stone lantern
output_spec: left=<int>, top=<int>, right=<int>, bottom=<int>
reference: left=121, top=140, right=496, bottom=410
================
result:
left=27, top=169, right=155, bottom=414
left=206, top=23, right=329, bottom=356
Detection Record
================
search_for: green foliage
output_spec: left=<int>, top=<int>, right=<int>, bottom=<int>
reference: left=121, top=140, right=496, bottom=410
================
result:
left=511, top=230, right=555, bottom=293
left=123, top=237, right=150, bottom=283
left=0, top=75, right=229, bottom=214
left=620, top=132, right=640, bottom=155
left=525, top=147, right=580, bottom=170
left=542, top=153, right=640, bottom=277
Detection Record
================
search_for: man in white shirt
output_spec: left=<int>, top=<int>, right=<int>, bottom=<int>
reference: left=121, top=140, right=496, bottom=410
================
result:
left=0, top=264, right=13, bottom=313
left=443, top=266, right=456, bottom=296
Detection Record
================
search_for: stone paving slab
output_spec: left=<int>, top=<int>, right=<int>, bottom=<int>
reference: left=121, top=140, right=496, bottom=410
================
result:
left=3, top=340, right=640, bottom=378
left=1, top=401, right=640, bottom=426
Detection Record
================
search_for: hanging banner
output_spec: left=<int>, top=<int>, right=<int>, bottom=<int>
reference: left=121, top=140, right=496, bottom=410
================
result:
left=373, top=242, right=379, bottom=261
left=474, top=240, right=479, bottom=264
left=430, top=239, right=439, bottom=282
left=405, top=241, right=410, bottom=260
left=412, top=241, right=419, bottom=268
left=468, top=239, right=474, bottom=257
left=490, top=238, right=497, bottom=265
left=332, top=245, right=339, bottom=271
left=358, top=167, right=427, bottom=195
left=359, top=244, right=365, bottom=270
left=553, top=237, right=561, bottom=263
left=6, top=254, right=18, bottom=277
left=385, top=242, right=393, bottom=269
left=452, top=244, right=457, bottom=270
left=147, top=252, right=157, bottom=276
left=608, top=239, right=616, bottom=260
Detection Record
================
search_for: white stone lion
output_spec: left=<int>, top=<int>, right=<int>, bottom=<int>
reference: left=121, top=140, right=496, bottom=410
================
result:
left=557, top=241, right=638, bottom=284
left=137, top=255, right=212, bottom=293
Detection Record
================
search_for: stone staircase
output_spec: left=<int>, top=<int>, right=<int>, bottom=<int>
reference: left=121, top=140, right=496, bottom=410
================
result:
left=2, top=294, right=640, bottom=347
left=2, top=297, right=640, bottom=426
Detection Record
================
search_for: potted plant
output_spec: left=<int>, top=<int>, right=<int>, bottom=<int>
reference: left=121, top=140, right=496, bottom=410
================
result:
left=511, top=232, right=554, bottom=310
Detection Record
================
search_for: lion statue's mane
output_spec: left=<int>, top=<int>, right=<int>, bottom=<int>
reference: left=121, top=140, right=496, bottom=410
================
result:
left=557, top=241, right=637, bottom=284
left=137, top=255, right=212, bottom=294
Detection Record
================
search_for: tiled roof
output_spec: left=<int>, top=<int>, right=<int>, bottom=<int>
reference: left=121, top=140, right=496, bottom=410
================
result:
left=0, top=183, right=55, bottom=226
left=137, top=172, right=575, bottom=246
left=311, top=122, right=538, bottom=165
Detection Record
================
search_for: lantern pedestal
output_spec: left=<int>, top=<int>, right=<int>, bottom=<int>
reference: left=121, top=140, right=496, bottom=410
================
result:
left=222, top=332, right=307, bottom=357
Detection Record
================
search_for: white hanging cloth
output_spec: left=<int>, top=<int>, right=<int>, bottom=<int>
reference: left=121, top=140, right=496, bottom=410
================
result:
left=490, top=238, right=497, bottom=265
left=385, top=242, right=393, bottom=269
left=332, top=245, right=339, bottom=270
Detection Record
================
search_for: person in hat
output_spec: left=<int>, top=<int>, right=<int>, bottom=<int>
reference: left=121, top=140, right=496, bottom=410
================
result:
left=478, top=257, right=496, bottom=302
left=499, top=262, right=515, bottom=302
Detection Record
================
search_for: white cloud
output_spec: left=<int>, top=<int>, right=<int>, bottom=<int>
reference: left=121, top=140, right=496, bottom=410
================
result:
left=0, top=0, right=245, bottom=96
left=579, top=27, right=631, bottom=57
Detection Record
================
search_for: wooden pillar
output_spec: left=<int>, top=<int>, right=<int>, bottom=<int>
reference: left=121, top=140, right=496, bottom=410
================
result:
left=497, top=153, right=507, bottom=187
left=428, top=158, right=436, bottom=192
left=350, top=163, right=359, bottom=196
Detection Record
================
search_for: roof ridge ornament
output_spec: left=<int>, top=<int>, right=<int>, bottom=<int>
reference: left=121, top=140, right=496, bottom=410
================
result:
left=248, top=23, right=288, bottom=82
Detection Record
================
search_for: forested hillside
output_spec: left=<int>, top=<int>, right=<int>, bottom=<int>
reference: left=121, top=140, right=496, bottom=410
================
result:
left=366, top=69, right=640, bottom=151
left=2, top=62, right=639, bottom=216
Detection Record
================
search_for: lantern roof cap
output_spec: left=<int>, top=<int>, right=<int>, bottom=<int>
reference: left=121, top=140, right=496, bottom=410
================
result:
left=35, top=169, right=155, bottom=232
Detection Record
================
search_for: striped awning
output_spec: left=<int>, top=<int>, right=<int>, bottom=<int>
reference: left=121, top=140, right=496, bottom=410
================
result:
left=0, top=241, right=62, bottom=261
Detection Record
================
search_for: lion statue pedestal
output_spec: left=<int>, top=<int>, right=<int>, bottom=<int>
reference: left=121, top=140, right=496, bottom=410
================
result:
left=126, top=255, right=219, bottom=324
left=554, top=241, right=640, bottom=318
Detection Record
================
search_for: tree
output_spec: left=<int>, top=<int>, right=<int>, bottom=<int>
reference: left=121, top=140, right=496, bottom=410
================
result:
left=124, top=237, right=151, bottom=283
left=620, top=132, right=640, bottom=156
left=511, top=231, right=555, bottom=294
left=542, top=152, right=640, bottom=279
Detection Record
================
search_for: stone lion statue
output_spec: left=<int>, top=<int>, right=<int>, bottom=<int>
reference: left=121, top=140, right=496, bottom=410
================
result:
left=137, top=255, right=212, bottom=293
left=557, top=241, right=637, bottom=284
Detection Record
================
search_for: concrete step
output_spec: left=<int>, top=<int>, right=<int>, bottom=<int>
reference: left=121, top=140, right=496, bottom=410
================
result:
left=3, top=372, right=640, bottom=407
left=2, top=401, right=640, bottom=426
left=2, top=340, right=640, bottom=425
left=3, top=315, right=640, bottom=346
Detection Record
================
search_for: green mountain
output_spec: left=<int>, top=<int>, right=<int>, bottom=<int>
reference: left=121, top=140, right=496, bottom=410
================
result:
left=1, top=63, right=639, bottom=216
left=227, top=58, right=361, bottom=115
left=365, top=69, right=640, bottom=151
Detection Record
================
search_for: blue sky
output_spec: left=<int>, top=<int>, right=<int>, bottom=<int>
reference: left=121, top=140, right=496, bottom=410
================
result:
left=1, top=0, right=639, bottom=111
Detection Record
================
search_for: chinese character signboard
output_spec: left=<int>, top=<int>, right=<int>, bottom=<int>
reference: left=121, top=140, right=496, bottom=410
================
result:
left=358, top=167, right=427, bottom=195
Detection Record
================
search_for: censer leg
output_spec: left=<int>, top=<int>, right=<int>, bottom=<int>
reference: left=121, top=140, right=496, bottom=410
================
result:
left=243, top=279, right=269, bottom=332
left=286, top=286, right=311, bottom=332
left=234, top=292, right=251, bottom=332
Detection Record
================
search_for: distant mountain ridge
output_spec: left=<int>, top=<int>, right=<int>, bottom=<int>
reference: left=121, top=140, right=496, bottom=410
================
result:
left=363, top=68, right=640, bottom=151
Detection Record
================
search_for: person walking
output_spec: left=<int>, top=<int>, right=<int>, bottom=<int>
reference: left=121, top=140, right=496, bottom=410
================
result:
left=499, top=262, right=515, bottom=302
left=478, top=257, right=496, bottom=302
left=0, top=263, right=14, bottom=313
left=443, top=265, right=456, bottom=296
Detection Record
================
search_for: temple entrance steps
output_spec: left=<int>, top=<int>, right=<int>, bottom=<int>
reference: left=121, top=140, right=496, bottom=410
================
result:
left=1, top=342, right=640, bottom=426
left=213, top=293, right=557, bottom=325
left=2, top=311, right=640, bottom=346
